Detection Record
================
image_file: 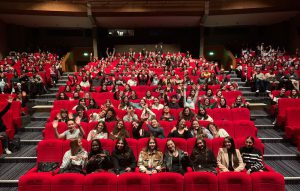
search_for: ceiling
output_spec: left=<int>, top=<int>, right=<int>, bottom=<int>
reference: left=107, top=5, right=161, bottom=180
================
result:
left=0, top=0, right=299, bottom=28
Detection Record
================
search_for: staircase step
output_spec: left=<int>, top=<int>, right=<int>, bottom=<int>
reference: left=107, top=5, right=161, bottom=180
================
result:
left=0, top=162, right=35, bottom=183
left=230, top=77, right=241, bottom=82
left=31, top=112, right=50, bottom=121
left=265, top=160, right=300, bottom=177
left=238, top=86, right=251, bottom=91
left=237, top=81, right=246, bottom=86
left=29, top=98, right=55, bottom=105
left=260, top=138, right=287, bottom=143
left=242, top=91, right=269, bottom=97
left=263, top=154, right=299, bottom=160
left=258, top=129, right=284, bottom=138
left=264, top=143, right=300, bottom=155
left=250, top=109, right=270, bottom=117
left=256, top=124, right=275, bottom=129
left=36, top=93, right=57, bottom=99
left=255, top=118, right=274, bottom=126
left=31, top=105, right=53, bottom=112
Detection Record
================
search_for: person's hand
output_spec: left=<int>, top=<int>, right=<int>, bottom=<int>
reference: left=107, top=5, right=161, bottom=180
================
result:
left=99, top=153, right=107, bottom=157
left=125, top=167, right=131, bottom=172
left=183, top=152, right=188, bottom=156
left=171, top=127, right=176, bottom=132
left=53, top=120, right=58, bottom=129
left=75, top=117, right=81, bottom=125
left=7, top=96, right=13, bottom=103
left=247, top=169, right=251, bottom=174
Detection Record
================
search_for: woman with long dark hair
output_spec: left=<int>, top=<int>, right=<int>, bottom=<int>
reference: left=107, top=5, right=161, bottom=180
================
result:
left=217, top=136, right=244, bottom=172
left=111, top=137, right=136, bottom=174
left=190, top=138, right=216, bottom=173
left=239, top=136, right=266, bottom=174
left=168, top=119, right=193, bottom=139
left=86, top=139, right=112, bottom=173
left=109, top=120, right=130, bottom=140
left=87, top=121, right=108, bottom=141
left=138, top=136, right=163, bottom=174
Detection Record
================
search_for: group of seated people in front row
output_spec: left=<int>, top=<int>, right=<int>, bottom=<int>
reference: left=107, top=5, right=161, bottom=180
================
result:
left=59, top=136, right=266, bottom=175
left=53, top=111, right=229, bottom=141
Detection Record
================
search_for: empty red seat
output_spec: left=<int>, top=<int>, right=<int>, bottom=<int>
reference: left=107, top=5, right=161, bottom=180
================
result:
left=251, top=172, right=284, bottom=191
left=19, top=173, right=52, bottom=191
left=51, top=173, right=85, bottom=191
left=233, top=120, right=257, bottom=139
left=213, top=108, right=232, bottom=121
left=184, top=172, right=218, bottom=191
left=151, top=173, right=183, bottom=191
left=118, top=173, right=150, bottom=191
left=218, top=172, right=252, bottom=191
left=231, top=108, right=250, bottom=121
left=84, top=172, right=117, bottom=191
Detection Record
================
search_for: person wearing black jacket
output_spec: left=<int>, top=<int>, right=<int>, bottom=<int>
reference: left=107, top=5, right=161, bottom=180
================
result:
left=132, top=120, right=150, bottom=139
left=190, top=138, right=217, bottom=174
left=86, top=139, right=112, bottom=174
left=0, top=96, right=13, bottom=154
left=111, top=137, right=136, bottom=174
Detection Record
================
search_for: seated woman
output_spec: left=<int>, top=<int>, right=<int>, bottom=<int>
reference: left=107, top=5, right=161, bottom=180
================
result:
left=232, top=95, right=249, bottom=108
left=197, top=106, right=213, bottom=122
left=101, top=99, right=115, bottom=111
left=86, top=139, right=112, bottom=174
left=123, top=106, right=139, bottom=122
left=163, top=139, right=190, bottom=175
left=179, top=107, right=196, bottom=121
left=146, top=119, right=165, bottom=139
left=57, top=92, right=69, bottom=100
left=59, top=139, right=87, bottom=174
left=190, top=138, right=216, bottom=173
left=200, top=98, right=217, bottom=109
left=289, top=88, right=299, bottom=98
left=143, top=90, right=155, bottom=101
left=168, top=119, right=193, bottom=139
left=240, top=136, right=267, bottom=174
left=217, top=136, right=244, bottom=172
left=141, top=105, right=156, bottom=122
left=72, top=98, right=87, bottom=111
left=138, top=136, right=163, bottom=174
left=118, top=97, right=130, bottom=110
left=111, top=137, right=136, bottom=174
left=217, top=97, right=230, bottom=109
left=207, top=123, right=229, bottom=138
left=190, top=120, right=213, bottom=139
left=109, top=120, right=130, bottom=140
left=151, top=97, right=164, bottom=110
left=87, top=121, right=108, bottom=141
left=72, top=105, right=88, bottom=123
left=160, top=105, right=175, bottom=121
left=105, top=108, right=118, bottom=122
left=87, top=98, right=99, bottom=110
left=55, top=109, right=69, bottom=123
left=53, top=119, right=85, bottom=140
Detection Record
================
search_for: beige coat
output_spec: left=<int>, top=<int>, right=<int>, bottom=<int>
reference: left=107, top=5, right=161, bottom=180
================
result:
left=217, top=148, right=245, bottom=172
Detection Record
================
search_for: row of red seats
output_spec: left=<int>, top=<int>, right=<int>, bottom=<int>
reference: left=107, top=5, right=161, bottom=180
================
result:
left=29, top=137, right=264, bottom=172
left=19, top=171, right=284, bottom=191
left=52, top=100, right=250, bottom=120
left=43, top=119, right=257, bottom=140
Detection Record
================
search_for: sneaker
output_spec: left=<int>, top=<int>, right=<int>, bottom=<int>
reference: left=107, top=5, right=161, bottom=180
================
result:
left=266, top=90, right=271, bottom=93
left=256, top=90, right=259, bottom=93
left=272, top=119, right=277, bottom=125
left=4, top=148, right=12, bottom=155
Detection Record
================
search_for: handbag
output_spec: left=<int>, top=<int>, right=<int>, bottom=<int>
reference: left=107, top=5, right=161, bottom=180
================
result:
left=37, top=162, right=59, bottom=172
left=8, top=137, right=21, bottom=152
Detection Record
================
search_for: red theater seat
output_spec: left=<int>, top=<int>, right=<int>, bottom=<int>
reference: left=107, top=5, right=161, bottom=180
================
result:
left=19, top=173, right=52, bottom=191
left=84, top=172, right=117, bottom=191
left=251, top=172, right=284, bottom=191
left=184, top=172, right=218, bottom=191
left=151, top=173, right=183, bottom=191
left=218, top=172, right=252, bottom=191
left=213, top=108, right=232, bottom=121
left=51, top=173, right=85, bottom=191
left=231, top=108, right=250, bottom=121
left=233, top=120, right=257, bottom=139
left=118, top=173, right=150, bottom=191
